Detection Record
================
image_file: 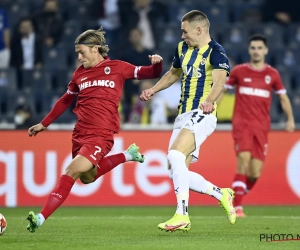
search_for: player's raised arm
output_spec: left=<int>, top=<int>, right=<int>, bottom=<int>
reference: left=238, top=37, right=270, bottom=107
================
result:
left=28, top=91, right=77, bottom=137
left=140, top=42, right=183, bottom=101
left=136, top=54, right=163, bottom=79
left=140, top=66, right=182, bottom=101
left=120, top=54, right=163, bottom=81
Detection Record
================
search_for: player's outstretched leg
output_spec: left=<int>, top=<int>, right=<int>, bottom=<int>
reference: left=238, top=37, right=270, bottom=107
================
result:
left=158, top=214, right=191, bottom=232
left=93, top=143, right=145, bottom=182
left=219, top=188, right=237, bottom=224
left=125, top=143, right=144, bottom=163
left=26, top=211, right=41, bottom=233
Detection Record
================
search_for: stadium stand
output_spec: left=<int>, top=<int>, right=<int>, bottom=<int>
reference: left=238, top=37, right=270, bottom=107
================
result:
left=0, top=0, right=299, bottom=124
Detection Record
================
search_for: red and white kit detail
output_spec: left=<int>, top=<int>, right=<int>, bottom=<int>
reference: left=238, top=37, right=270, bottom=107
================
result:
left=40, top=58, right=161, bottom=163
left=226, top=63, right=286, bottom=160
left=226, top=63, right=286, bottom=132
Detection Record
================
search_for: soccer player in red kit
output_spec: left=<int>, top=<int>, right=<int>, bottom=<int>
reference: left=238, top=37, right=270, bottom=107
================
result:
left=223, top=35, right=295, bottom=217
left=26, top=27, right=163, bottom=232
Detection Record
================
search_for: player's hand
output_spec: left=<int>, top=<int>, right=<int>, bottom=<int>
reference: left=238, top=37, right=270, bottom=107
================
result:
left=199, top=101, right=215, bottom=114
left=28, top=123, right=46, bottom=137
left=148, top=54, right=163, bottom=64
left=140, top=88, right=155, bottom=101
left=286, top=119, right=295, bottom=132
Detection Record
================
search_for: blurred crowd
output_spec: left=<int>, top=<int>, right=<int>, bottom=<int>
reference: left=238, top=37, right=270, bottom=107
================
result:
left=0, top=0, right=300, bottom=129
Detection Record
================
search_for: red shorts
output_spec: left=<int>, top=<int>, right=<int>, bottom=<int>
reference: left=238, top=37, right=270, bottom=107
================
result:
left=72, top=126, right=114, bottom=166
left=232, top=129, right=268, bottom=161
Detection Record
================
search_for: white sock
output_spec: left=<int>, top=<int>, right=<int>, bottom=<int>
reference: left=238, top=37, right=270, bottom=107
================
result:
left=189, top=171, right=223, bottom=200
left=123, top=152, right=132, bottom=161
left=37, top=213, right=45, bottom=226
left=167, top=150, right=189, bottom=215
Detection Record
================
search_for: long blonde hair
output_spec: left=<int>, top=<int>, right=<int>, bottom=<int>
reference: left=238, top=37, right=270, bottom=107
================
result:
left=74, top=27, right=109, bottom=57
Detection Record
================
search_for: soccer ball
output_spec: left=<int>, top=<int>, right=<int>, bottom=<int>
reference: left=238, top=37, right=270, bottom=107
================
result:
left=0, top=213, right=7, bottom=236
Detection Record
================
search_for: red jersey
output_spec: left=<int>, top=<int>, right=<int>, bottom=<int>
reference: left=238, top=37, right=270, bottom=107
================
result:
left=69, top=58, right=160, bottom=133
left=225, top=63, right=286, bottom=132
left=68, top=59, right=137, bottom=133
left=41, top=58, right=162, bottom=133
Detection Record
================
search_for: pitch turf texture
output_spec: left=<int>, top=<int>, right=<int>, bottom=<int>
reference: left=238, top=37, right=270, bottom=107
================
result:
left=0, top=207, right=299, bottom=250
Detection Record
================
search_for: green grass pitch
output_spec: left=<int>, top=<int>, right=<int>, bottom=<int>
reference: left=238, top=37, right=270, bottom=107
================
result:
left=0, top=206, right=299, bottom=250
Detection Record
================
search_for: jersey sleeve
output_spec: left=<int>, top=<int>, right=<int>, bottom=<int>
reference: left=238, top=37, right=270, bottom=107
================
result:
left=210, top=47, right=230, bottom=76
left=41, top=92, right=76, bottom=127
left=67, top=74, right=79, bottom=95
left=172, top=45, right=181, bottom=69
left=119, top=61, right=137, bottom=79
left=225, top=66, right=238, bottom=89
left=273, top=70, right=286, bottom=95
left=119, top=60, right=162, bottom=80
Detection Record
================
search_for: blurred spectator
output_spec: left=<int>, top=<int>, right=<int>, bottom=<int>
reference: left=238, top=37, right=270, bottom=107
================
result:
left=10, top=17, right=43, bottom=89
left=128, top=79, right=180, bottom=124
left=119, top=27, right=154, bottom=121
left=128, top=79, right=154, bottom=124
left=127, top=80, right=149, bottom=124
left=162, top=26, right=177, bottom=45
left=155, top=80, right=181, bottom=124
left=295, top=27, right=300, bottom=43
left=150, top=94, right=167, bottom=124
left=228, top=55, right=236, bottom=69
left=288, top=25, right=300, bottom=48
left=229, top=28, right=244, bottom=44
left=292, top=95, right=300, bottom=122
left=91, top=0, right=120, bottom=50
left=120, top=28, right=154, bottom=65
left=274, top=49, right=297, bottom=69
left=262, top=0, right=300, bottom=24
left=0, top=4, right=10, bottom=69
left=14, top=104, right=35, bottom=129
left=118, top=0, right=167, bottom=50
left=118, top=92, right=129, bottom=124
left=282, top=50, right=296, bottom=67
left=32, top=0, right=64, bottom=47
left=0, top=70, right=8, bottom=86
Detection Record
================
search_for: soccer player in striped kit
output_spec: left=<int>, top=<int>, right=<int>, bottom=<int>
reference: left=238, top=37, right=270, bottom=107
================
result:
left=140, top=10, right=236, bottom=232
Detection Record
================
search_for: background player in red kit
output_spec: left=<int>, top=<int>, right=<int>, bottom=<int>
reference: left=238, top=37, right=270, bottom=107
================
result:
left=220, top=34, right=295, bottom=217
left=26, top=27, right=163, bottom=232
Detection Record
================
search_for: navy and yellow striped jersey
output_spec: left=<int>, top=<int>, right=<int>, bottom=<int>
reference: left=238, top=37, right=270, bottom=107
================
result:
left=172, top=39, right=230, bottom=116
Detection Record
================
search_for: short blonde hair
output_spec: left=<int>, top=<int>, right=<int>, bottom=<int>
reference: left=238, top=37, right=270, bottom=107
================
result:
left=75, top=27, right=109, bottom=57
left=181, top=10, right=210, bottom=30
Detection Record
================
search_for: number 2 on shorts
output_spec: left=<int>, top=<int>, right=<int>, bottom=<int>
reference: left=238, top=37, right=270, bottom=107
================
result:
left=93, top=146, right=102, bottom=156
